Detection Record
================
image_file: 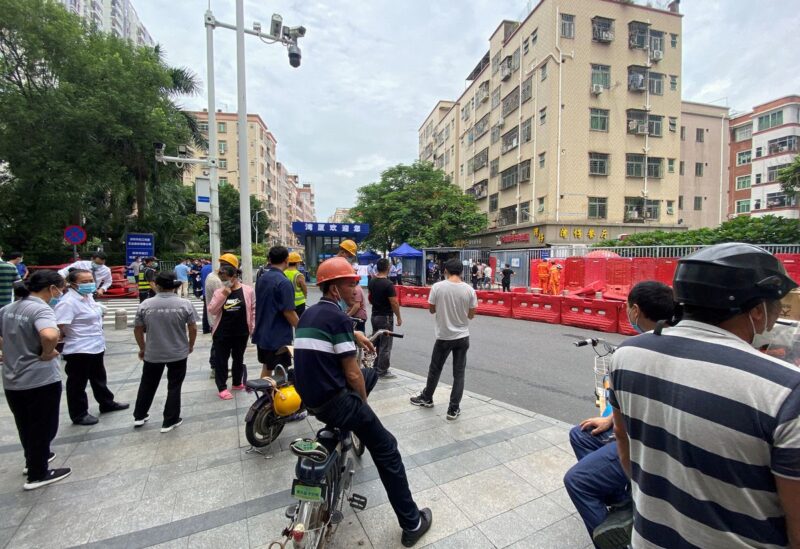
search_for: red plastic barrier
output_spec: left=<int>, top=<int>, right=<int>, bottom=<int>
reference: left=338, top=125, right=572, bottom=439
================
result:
left=632, top=257, right=657, bottom=285
left=563, top=257, right=585, bottom=291
left=511, top=288, right=528, bottom=293
left=569, top=280, right=605, bottom=297
left=617, top=302, right=638, bottom=336
left=401, top=286, right=430, bottom=309
left=511, top=293, right=562, bottom=324
left=655, top=258, right=679, bottom=287
left=776, top=254, right=800, bottom=283
left=606, top=258, right=633, bottom=296
left=476, top=291, right=512, bottom=318
left=560, top=297, right=619, bottom=333
left=394, top=285, right=405, bottom=306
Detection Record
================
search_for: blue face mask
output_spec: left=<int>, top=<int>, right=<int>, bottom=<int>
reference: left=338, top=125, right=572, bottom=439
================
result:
left=48, top=288, right=63, bottom=308
left=338, top=299, right=348, bottom=311
left=77, top=282, right=97, bottom=295
left=628, top=309, right=644, bottom=334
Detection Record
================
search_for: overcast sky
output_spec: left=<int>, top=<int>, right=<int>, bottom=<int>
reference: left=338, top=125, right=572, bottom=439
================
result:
left=134, top=0, right=800, bottom=221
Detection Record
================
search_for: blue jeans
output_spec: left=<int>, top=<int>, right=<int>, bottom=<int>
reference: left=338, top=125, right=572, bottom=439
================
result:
left=313, top=368, right=420, bottom=531
left=564, top=425, right=630, bottom=542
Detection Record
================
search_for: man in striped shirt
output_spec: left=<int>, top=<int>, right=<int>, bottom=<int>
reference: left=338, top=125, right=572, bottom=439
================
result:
left=293, top=257, right=432, bottom=547
left=610, top=243, right=800, bottom=548
left=0, top=247, right=21, bottom=309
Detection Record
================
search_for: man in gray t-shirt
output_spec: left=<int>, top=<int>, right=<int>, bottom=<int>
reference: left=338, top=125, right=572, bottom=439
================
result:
left=132, top=273, right=198, bottom=432
left=410, top=259, right=477, bottom=420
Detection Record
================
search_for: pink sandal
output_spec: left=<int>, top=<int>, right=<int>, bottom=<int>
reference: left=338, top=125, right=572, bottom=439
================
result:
left=218, top=389, right=233, bottom=400
left=231, top=384, right=245, bottom=391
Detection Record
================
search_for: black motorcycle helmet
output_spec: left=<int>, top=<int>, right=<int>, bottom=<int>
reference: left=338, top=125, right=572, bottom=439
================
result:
left=673, top=243, right=797, bottom=314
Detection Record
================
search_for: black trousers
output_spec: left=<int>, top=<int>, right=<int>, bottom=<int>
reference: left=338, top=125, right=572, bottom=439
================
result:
left=313, top=368, right=419, bottom=531
left=422, top=336, right=470, bottom=407
left=296, top=303, right=306, bottom=318
left=370, top=314, right=394, bottom=373
left=502, top=280, right=511, bottom=292
left=6, top=381, right=62, bottom=482
left=394, top=275, right=403, bottom=286
left=201, top=298, right=212, bottom=334
left=214, top=333, right=249, bottom=391
left=133, top=359, right=187, bottom=427
left=63, top=351, right=116, bottom=420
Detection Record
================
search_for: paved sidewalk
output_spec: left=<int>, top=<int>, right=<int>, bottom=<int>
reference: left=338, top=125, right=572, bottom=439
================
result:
left=0, top=330, right=592, bottom=549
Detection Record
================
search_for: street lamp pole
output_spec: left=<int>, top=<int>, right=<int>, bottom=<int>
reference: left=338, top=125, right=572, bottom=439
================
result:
left=204, top=10, right=221, bottom=270
left=235, top=0, right=253, bottom=283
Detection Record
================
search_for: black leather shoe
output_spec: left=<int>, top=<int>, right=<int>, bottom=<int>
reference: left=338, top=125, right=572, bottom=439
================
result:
left=73, top=414, right=99, bottom=426
left=100, top=402, right=130, bottom=413
left=401, top=508, right=432, bottom=547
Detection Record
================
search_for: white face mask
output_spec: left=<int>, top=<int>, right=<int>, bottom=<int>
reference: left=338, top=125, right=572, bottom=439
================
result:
left=750, top=303, right=775, bottom=349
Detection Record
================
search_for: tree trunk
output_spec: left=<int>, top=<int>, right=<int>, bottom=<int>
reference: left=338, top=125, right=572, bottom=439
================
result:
left=136, top=177, right=146, bottom=221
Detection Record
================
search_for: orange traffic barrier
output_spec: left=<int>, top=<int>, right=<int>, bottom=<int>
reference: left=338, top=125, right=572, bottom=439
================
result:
left=776, top=254, right=800, bottom=283
left=655, top=258, right=679, bottom=287
left=394, top=285, right=405, bottom=306
left=511, top=293, right=562, bottom=324
left=616, top=302, right=639, bottom=336
left=476, top=291, right=512, bottom=317
left=560, top=297, right=619, bottom=333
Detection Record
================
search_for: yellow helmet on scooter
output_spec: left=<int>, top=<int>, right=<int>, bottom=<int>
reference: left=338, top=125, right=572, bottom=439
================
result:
left=273, top=385, right=302, bottom=416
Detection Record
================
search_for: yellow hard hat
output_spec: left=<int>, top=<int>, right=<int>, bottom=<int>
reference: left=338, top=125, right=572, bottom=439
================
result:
left=219, top=253, right=239, bottom=269
left=339, top=239, right=357, bottom=257
left=273, top=385, right=302, bottom=416
left=288, top=252, right=302, bottom=264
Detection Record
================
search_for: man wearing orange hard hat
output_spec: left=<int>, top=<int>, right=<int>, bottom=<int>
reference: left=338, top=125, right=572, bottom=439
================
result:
left=293, top=257, right=432, bottom=547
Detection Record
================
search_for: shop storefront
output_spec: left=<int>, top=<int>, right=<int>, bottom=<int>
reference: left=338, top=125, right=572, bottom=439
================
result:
left=291, top=221, right=370, bottom=280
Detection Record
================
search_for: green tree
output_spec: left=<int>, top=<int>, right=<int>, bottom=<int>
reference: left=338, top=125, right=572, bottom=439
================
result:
left=778, top=155, right=800, bottom=198
left=350, top=161, right=487, bottom=250
left=216, top=183, right=271, bottom=251
left=0, top=0, right=201, bottom=253
left=595, top=215, right=800, bottom=247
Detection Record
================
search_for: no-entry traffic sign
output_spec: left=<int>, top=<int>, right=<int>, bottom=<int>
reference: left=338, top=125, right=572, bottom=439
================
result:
left=64, top=225, right=87, bottom=245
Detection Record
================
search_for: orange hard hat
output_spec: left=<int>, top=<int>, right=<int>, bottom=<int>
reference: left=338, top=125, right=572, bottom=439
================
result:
left=339, top=239, right=358, bottom=257
left=316, top=257, right=360, bottom=286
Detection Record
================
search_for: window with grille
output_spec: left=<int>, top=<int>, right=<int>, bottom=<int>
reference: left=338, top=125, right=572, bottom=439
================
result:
left=588, top=197, right=607, bottom=219
left=736, top=175, right=751, bottom=190
left=522, top=118, right=532, bottom=142
left=522, top=77, right=533, bottom=103
left=501, top=126, right=519, bottom=154
left=626, top=154, right=645, bottom=177
left=591, top=65, right=611, bottom=89
left=489, top=193, right=498, bottom=212
left=500, top=166, right=519, bottom=190
left=736, top=199, right=750, bottom=214
left=589, top=153, right=609, bottom=176
left=561, top=14, right=575, bottom=38
left=590, top=109, right=609, bottom=132
left=647, top=157, right=663, bottom=178
left=502, top=87, right=520, bottom=117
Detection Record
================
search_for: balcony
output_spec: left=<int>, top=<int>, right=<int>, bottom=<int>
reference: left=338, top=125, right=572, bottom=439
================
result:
left=592, top=18, right=614, bottom=43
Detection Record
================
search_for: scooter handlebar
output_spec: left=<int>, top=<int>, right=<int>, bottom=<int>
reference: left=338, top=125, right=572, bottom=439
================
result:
left=574, top=338, right=598, bottom=347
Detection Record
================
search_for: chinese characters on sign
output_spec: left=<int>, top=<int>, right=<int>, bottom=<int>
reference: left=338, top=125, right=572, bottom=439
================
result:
left=499, top=233, right=531, bottom=244
left=294, top=222, right=370, bottom=237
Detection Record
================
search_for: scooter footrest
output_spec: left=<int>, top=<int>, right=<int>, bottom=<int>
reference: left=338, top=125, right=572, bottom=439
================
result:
left=330, top=510, right=344, bottom=525
left=349, top=493, right=367, bottom=510
left=285, top=504, right=298, bottom=519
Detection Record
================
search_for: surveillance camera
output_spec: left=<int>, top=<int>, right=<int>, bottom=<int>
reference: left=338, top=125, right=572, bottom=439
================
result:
left=288, top=44, right=301, bottom=68
left=153, top=142, right=165, bottom=153
left=253, top=21, right=261, bottom=33
left=270, top=13, right=283, bottom=39
left=177, top=144, right=188, bottom=157
left=291, top=25, right=306, bottom=38
left=283, top=25, right=306, bottom=41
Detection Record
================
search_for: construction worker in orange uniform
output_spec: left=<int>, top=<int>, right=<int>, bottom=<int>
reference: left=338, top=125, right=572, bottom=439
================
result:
left=537, top=260, right=551, bottom=294
left=549, top=262, right=563, bottom=296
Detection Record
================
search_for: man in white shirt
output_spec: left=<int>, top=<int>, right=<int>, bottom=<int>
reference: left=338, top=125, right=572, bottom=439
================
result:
left=410, top=258, right=477, bottom=420
left=483, top=264, right=492, bottom=289
left=58, top=252, right=112, bottom=297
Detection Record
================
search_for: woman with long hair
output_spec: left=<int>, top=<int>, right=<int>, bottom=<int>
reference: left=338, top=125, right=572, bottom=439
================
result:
left=55, top=269, right=128, bottom=425
left=0, top=270, right=72, bottom=490
left=208, top=264, right=255, bottom=400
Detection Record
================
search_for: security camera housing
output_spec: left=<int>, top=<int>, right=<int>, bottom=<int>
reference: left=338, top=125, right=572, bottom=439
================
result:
left=287, top=44, right=301, bottom=68
left=270, top=14, right=283, bottom=39
left=153, top=142, right=165, bottom=152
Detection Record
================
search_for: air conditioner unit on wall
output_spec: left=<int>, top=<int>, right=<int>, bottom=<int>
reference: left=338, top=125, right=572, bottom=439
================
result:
left=651, top=50, right=663, bottom=61
left=628, top=120, right=639, bottom=131
left=637, top=124, right=649, bottom=135
left=497, top=117, right=505, bottom=128
left=591, top=84, right=604, bottom=95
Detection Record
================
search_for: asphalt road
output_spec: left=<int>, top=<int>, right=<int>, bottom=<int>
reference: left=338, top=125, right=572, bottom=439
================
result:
left=310, top=288, right=626, bottom=425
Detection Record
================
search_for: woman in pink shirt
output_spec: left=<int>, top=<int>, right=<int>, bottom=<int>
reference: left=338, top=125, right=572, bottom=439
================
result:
left=208, top=265, right=255, bottom=399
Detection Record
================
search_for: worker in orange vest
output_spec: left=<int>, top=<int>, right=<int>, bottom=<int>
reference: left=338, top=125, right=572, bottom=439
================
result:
left=537, top=260, right=551, bottom=293
left=549, top=262, right=563, bottom=296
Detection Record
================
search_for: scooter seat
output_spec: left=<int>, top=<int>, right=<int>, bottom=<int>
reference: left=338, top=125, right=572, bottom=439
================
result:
left=246, top=378, right=274, bottom=391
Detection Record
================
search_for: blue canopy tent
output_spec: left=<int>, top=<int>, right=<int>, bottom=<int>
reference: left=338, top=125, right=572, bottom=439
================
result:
left=389, top=243, right=423, bottom=285
left=357, top=249, right=382, bottom=265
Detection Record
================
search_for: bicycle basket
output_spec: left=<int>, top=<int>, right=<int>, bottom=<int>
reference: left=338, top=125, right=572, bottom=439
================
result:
left=593, top=355, right=612, bottom=410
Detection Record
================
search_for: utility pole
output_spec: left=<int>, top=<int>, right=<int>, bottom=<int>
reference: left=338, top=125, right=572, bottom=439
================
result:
left=203, top=5, right=305, bottom=283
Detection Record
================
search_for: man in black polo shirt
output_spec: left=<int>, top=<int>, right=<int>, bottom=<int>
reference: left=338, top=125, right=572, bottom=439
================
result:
left=253, top=246, right=298, bottom=375
left=294, top=257, right=432, bottom=548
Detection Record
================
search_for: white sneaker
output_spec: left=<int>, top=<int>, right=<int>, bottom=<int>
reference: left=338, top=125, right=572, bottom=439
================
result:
left=160, top=419, right=183, bottom=433
left=23, top=452, right=56, bottom=475
left=134, top=415, right=150, bottom=427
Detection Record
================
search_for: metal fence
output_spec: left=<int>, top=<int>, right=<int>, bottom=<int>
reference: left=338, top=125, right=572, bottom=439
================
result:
left=548, top=243, right=800, bottom=259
